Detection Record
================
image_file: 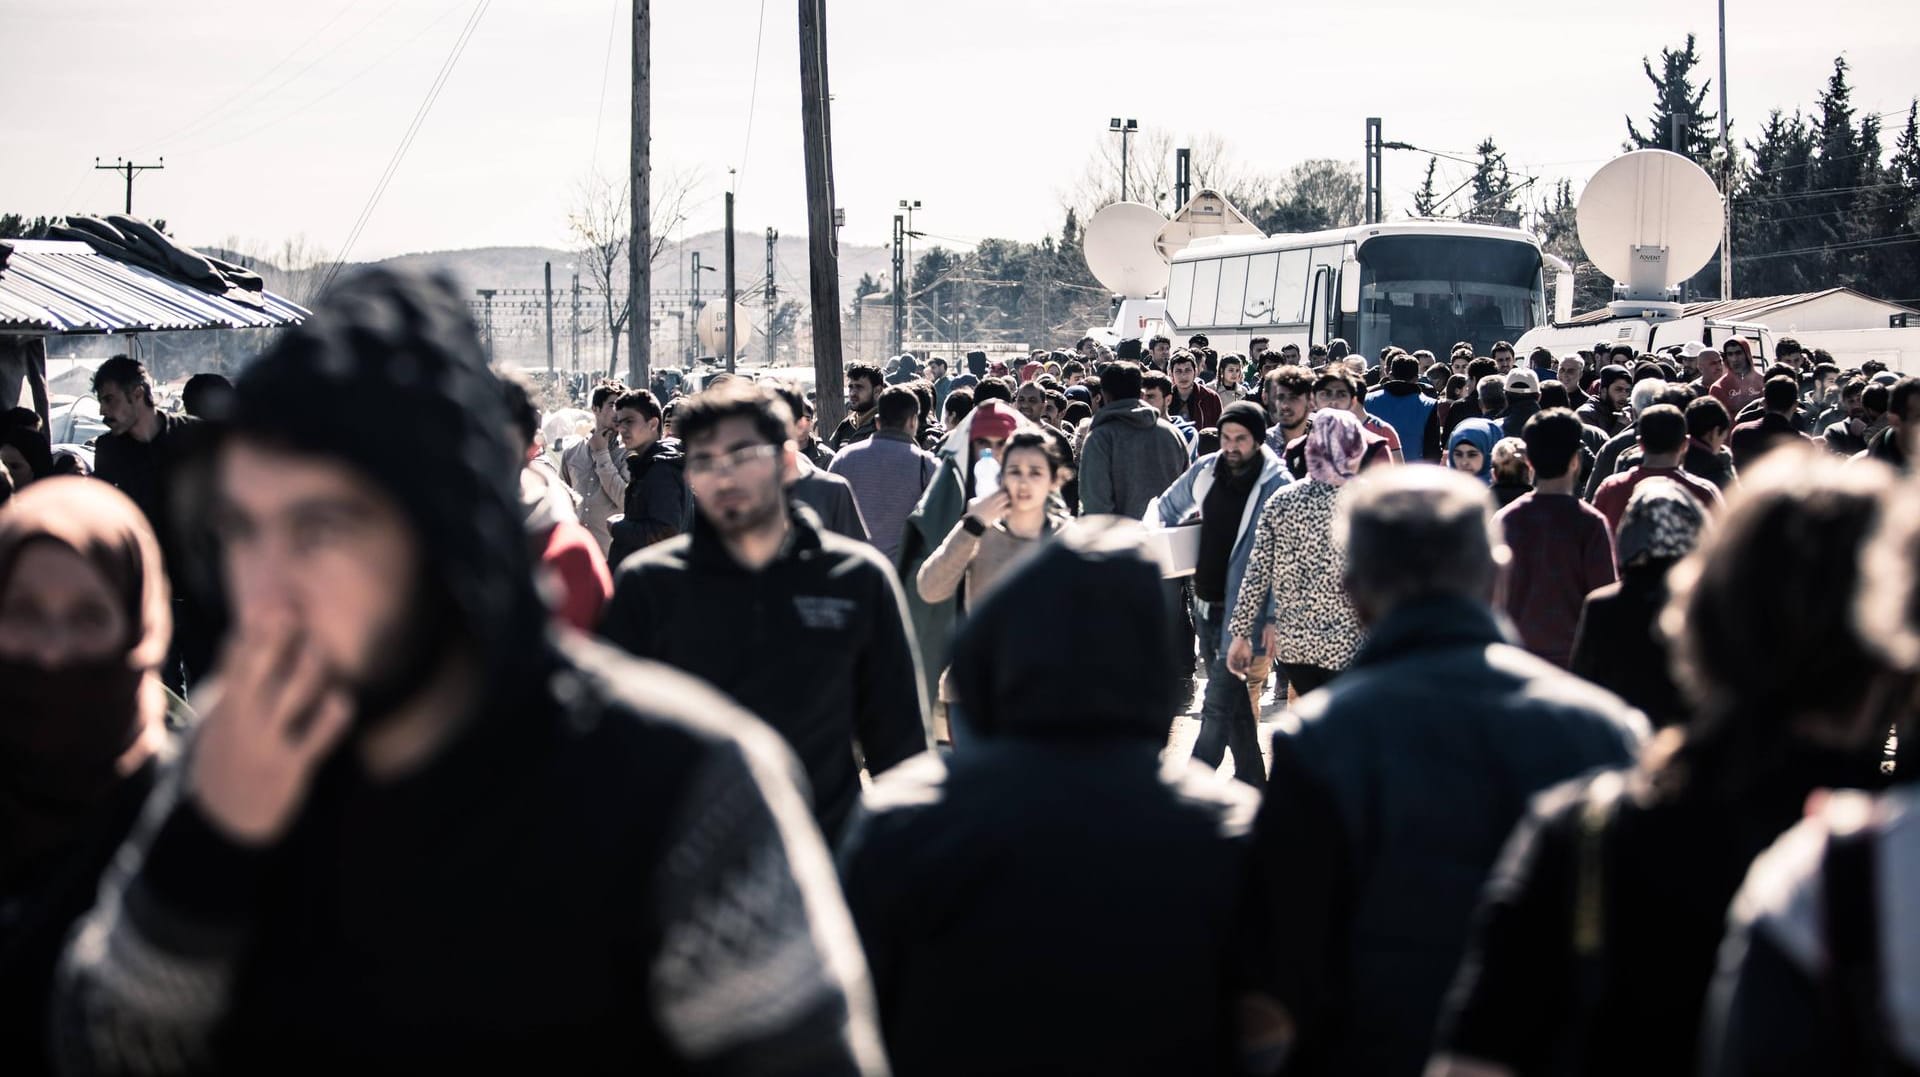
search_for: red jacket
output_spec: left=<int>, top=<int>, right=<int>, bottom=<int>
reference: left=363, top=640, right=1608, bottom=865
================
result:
left=1172, top=382, right=1223, bottom=430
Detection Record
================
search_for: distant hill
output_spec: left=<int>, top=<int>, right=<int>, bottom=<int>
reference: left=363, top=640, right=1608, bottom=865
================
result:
left=207, top=232, right=895, bottom=299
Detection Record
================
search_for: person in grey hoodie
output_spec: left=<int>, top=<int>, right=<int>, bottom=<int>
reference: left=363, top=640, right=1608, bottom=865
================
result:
left=1079, top=360, right=1190, bottom=518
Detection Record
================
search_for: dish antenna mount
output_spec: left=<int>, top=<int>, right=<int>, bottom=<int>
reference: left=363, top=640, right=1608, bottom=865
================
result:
left=1576, top=149, right=1724, bottom=317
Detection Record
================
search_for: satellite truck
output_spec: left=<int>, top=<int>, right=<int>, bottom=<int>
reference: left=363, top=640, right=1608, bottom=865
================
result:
left=1515, top=150, right=1777, bottom=362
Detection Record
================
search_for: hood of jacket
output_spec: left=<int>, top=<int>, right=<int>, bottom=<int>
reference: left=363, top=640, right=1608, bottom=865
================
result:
left=1090, top=398, right=1166, bottom=431
left=1378, top=379, right=1428, bottom=399
left=225, top=267, right=550, bottom=695
left=948, top=518, right=1174, bottom=743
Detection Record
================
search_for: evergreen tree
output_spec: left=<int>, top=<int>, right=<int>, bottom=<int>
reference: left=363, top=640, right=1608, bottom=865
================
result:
left=1534, top=180, right=1614, bottom=315
left=1465, top=139, right=1519, bottom=227
left=1879, top=102, right=1920, bottom=303
left=1734, top=110, right=1819, bottom=296
left=1411, top=158, right=1444, bottom=217
left=1625, top=35, right=1719, bottom=163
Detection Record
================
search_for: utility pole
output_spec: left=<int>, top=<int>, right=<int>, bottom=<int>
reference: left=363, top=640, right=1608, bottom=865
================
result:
left=799, top=0, right=846, bottom=431
left=543, top=262, right=555, bottom=373
left=1671, top=109, right=1688, bottom=154
left=629, top=0, right=651, bottom=386
left=1718, top=0, right=1733, bottom=299
left=724, top=190, right=737, bottom=372
left=94, top=157, right=164, bottom=215
left=891, top=213, right=906, bottom=355
left=476, top=289, right=497, bottom=361
left=1174, top=147, right=1191, bottom=209
left=765, top=228, right=778, bottom=366
left=570, top=269, right=581, bottom=371
left=1364, top=118, right=1384, bottom=224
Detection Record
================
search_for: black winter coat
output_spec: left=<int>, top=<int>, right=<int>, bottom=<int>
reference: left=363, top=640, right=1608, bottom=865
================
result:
left=1569, top=562, right=1688, bottom=729
left=602, top=503, right=929, bottom=844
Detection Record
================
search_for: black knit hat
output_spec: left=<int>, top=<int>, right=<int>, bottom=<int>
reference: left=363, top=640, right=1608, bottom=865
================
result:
left=226, top=267, right=543, bottom=680
left=1218, top=400, right=1268, bottom=444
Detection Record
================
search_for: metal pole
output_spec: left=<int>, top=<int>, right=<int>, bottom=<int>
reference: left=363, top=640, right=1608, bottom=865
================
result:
left=543, top=262, right=555, bottom=373
left=629, top=0, right=651, bottom=385
left=892, top=213, right=906, bottom=355
left=1718, top=0, right=1733, bottom=299
left=766, top=228, right=778, bottom=366
left=570, top=271, right=581, bottom=371
left=1120, top=129, right=1130, bottom=202
left=1174, top=147, right=1191, bottom=209
left=691, top=251, right=702, bottom=363
left=724, top=191, right=737, bottom=372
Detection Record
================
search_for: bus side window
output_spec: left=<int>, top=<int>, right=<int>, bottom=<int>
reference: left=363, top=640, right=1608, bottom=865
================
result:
left=1190, top=259, right=1222, bottom=326
left=1243, top=252, right=1278, bottom=325
left=1216, top=256, right=1250, bottom=331
left=1275, top=249, right=1310, bottom=324
left=1166, top=261, right=1195, bottom=325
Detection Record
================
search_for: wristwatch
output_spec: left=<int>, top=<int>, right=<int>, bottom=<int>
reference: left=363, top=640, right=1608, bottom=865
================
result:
left=961, top=515, right=987, bottom=536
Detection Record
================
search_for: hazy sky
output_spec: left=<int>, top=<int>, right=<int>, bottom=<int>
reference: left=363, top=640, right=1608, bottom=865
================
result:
left=2, top=0, right=1913, bottom=262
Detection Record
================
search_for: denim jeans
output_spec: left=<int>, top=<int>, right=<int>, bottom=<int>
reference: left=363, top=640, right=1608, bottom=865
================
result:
left=1189, top=596, right=1266, bottom=787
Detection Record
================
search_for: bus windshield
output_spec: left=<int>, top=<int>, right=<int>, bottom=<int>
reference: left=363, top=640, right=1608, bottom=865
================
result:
left=1355, top=235, right=1544, bottom=360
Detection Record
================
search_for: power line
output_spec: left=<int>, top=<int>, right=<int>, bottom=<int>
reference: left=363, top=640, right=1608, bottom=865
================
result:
left=133, top=0, right=363, bottom=153
left=734, top=0, right=770, bottom=199
left=1733, top=231, right=1920, bottom=262
left=588, top=0, right=620, bottom=169
left=324, top=0, right=492, bottom=291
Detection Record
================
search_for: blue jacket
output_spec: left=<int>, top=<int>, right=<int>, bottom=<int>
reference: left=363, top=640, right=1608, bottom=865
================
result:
left=1365, top=382, right=1439, bottom=461
left=1252, top=595, right=1647, bottom=1076
left=1146, top=445, right=1292, bottom=652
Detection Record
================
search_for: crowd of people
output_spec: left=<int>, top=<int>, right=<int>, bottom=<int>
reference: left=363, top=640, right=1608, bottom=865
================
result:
left=2, top=267, right=1918, bottom=1075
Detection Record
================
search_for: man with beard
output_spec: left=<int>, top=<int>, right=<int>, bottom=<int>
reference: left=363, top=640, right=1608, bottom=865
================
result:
left=1150, top=402, right=1292, bottom=786
left=54, top=269, right=886, bottom=1076
left=560, top=380, right=629, bottom=557
left=1262, top=364, right=1317, bottom=479
left=602, top=382, right=929, bottom=846
left=828, top=363, right=885, bottom=450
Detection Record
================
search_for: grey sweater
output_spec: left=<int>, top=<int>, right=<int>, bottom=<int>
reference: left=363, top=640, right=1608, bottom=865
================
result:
left=1078, top=400, right=1190, bottom=518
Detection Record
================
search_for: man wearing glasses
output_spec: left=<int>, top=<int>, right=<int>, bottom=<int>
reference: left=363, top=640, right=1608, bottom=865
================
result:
left=603, top=382, right=930, bottom=847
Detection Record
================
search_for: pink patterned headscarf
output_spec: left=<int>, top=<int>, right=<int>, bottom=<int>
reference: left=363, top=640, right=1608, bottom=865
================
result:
left=1305, top=409, right=1369, bottom=486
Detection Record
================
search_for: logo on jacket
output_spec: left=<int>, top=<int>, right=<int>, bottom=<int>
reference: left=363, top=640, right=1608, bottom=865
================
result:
left=793, top=596, right=856, bottom=631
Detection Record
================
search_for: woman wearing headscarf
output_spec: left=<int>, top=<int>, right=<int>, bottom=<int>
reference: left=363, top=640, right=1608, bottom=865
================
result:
left=1226, top=409, right=1369, bottom=697
left=1431, top=448, right=1897, bottom=1077
left=0, top=478, right=174, bottom=1075
left=1568, top=478, right=1707, bottom=728
left=1447, top=417, right=1503, bottom=484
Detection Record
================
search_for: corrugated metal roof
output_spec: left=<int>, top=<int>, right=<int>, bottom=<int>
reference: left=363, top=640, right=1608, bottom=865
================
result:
left=0, top=239, right=309, bottom=335
left=1563, top=287, right=1913, bottom=326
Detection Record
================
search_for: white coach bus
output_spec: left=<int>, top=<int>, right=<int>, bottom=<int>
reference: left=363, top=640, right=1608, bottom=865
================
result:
left=1163, top=221, right=1553, bottom=364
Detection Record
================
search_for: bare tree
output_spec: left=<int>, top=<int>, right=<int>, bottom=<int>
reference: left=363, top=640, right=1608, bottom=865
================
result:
left=1063, top=127, right=1276, bottom=227
left=568, top=169, right=695, bottom=379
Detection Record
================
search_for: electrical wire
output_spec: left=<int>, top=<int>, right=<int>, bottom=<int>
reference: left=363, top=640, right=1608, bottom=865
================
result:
left=190, top=0, right=469, bottom=157
left=734, top=0, right=770, bottom=200
left=588, top=0, right=621, bottom=171
left=1733, top=231, right=1919, bottom=262
left=323, top=0, right=492, bottom=291
left=132, top=0, right=363, bottom=154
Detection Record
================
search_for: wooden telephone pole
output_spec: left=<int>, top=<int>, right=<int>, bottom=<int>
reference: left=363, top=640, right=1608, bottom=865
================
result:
left=629, top=0, right=651, bottom=386
left=798, top=0, right=845, bottom=431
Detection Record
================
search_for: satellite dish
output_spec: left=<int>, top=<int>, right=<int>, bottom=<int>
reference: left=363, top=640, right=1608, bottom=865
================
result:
left=697, top=301, right=754, bottom=353
left=1155, top=189, right=1264, bottom=261
left=1576, top=149, right=1723, bottom=299
left=1084, top=201, right=1171, bottom=297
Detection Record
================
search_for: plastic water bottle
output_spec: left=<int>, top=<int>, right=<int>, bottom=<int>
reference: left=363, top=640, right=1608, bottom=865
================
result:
left=974, top=448, right=1000, bottom=499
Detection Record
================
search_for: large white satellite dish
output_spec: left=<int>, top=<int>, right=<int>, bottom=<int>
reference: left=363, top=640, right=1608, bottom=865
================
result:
left=1084, top=201, right=1171, bottom=298
left=1155, top=189, right=1264, bottom=261
left=1576, top=149, right=1723, bottom=300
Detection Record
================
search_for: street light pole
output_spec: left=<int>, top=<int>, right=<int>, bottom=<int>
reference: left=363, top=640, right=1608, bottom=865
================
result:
left=1718, top=0, right=1734, bottom=299
left=1109, top=118, right=1138, bottom=201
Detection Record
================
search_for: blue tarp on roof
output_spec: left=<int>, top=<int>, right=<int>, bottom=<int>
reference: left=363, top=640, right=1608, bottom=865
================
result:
left=0, top=239, right=309, bottom=335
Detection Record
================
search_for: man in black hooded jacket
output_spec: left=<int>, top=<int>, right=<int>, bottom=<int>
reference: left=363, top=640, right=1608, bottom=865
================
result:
left=54, top=269, right=887, bottom=1076
left=838, top=519, right=1259, bottom=1076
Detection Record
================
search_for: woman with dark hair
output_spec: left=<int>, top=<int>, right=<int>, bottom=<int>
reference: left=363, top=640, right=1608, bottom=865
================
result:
left=1430, top=447, right=1898, bottom=1077
left=0, top=478, right=175, bottom=1075
left=916, top=430, right=1070, bottom=740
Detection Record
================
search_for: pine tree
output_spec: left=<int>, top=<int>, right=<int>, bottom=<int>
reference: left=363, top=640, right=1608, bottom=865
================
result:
left=1625, top=34, right=1719, bottom=164
left=1735, top=110, right=1819, bottom=296
left=1465, top=139, right=1518, bottom=227
left=1534, top=181, right=1614, bottom=315
left=1881, top=102, right=1920, bottom=304
left=1411, top=157, right=1444, bottom=217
